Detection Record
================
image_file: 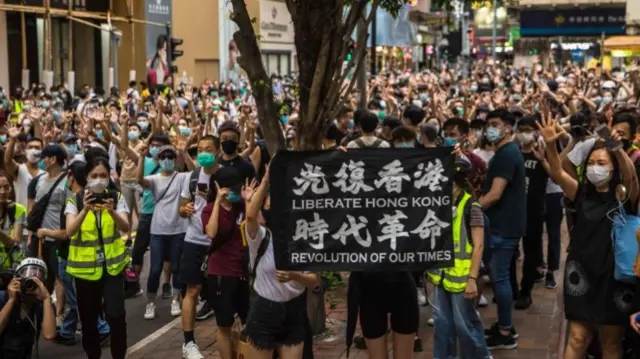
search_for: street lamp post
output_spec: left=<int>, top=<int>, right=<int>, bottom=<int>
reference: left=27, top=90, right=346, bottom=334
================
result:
left=491, top=0, right=497, bottom=60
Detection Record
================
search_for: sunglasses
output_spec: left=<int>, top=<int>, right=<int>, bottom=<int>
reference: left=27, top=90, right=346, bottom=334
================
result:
left=158, top=154, right=176, bottom=160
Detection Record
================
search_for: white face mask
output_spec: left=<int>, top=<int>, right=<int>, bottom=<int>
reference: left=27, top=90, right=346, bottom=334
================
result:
left=586, top=165, right=612, bottom=187
left=516, top=132, right=535, bottom=145
left=26, top=149, right=41, bottom=163
left=87, top=178, right=109, bottom=193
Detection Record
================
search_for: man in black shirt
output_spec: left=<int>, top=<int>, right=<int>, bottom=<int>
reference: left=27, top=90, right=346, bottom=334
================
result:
left=513, top=115, right=550, bottom=310
left=217, top=120, right=255, bottom=182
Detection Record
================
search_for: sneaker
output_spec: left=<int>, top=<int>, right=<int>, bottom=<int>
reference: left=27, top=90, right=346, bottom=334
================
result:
left=417, top=287, right=427, bottom=306
left=195, top=301, right=215, bottom=321
left=484, top=322, right=518, bottom=339
left=171, top=299, right=182, bottom=317
left=427, top=317, right=434, bottom=326
left=162, top=283, right=172, bottom=299
left=182, top=341, right=204, bottom=359
left=534, top=270, right=546, bottom=283
left=99, top=332, right=111, bottom=347
left=514, top=295, right=532, bottom=310
left=144, top=303, right=156, bottom=320
left=354, top=335, right=367, bottom=349
left=477, top=294, right=489, bottom=308
left=53, top=333, right=76, bottom=346
left=486, top=331, right=518, bottom=350
left=545, top=273, right=557, bottom=289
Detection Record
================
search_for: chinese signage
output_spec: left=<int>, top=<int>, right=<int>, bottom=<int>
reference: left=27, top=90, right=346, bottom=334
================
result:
left=269, top=148, right=455, bottom=271
left=260, top=0, right=294, bottom=44
left=145, top=0, right=172, bottom=60
left=520, top=7, right=626, bottom=36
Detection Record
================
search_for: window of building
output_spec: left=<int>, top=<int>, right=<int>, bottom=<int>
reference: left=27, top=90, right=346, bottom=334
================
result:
left=261, top=52, right=290, bottom=76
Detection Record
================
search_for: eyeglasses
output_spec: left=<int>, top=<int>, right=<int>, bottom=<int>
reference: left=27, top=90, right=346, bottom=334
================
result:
left=159, top=154, right=176, bottom=160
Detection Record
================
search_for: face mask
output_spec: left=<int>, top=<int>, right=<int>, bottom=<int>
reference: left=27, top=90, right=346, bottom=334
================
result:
left=149, top=146, right=161, bottom=157
left=470, top=86, right=478, bottom=93
left=513, top=95, right=521, bottom=102
left=347, top=119, right=355, bottom=129
left=419, top=93, right=429, bottom=102
left=138, top=121, right=149, bottom=130
left=378, top=111, right=386, bottom=120
left=281, top=116, right=289, bottom=125
left=228, top=192, right=242, bottom=203
left=23, top=120, right=31, bottom=128
left=586, top=165, right=612, bottom=187
left=235, top=99, right=242, bottom=105
left=23, top=105, right=32, bottom=112
left=179, top=126, right=192, bottom=136
left=96, top=130, right=104, bottom=139
left=475, top=130, right=483, bottom=139
left=481, top=78, right=490, bottom=84
left=221, top=140, right=238, bottom=155
left=455, top=107, right=464, bottom=116
left=26, top=149, right=41, bottom=163
left=38, top=160, right=46, bottom=170
left=66, top=143, right=78, bottom=155
left=516, top=132, right=535, bottom=145
left=160, top=158, right=175, bottom=171
left=0, top=135, right=7, bottom=144
left=397, top=142, right=414, bottom=148
left=213, top=105, right=220, bottom=112
left=443, top=137, right=458, bottom=147
left=128, top=131, right=140, bottom=141
left=601, top=97, right=613, bottom=105
left=87, top=178, right=109, bottom=193
left=41, top=101, right=49, bottom=109
left=196, top=152, right=216, bottom=168
left=485, top=126, right=503, bottom=143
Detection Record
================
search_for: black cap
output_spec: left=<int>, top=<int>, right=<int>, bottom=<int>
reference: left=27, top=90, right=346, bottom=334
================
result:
left=218, top=120, right=240, bottom=136
left=41, top=144, right=66, bottom=163
left=214, top=166, right=242, bottom=192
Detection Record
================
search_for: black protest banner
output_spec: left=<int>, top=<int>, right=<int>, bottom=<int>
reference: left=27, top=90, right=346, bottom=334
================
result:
left=268, top=147, right=455, bottom=271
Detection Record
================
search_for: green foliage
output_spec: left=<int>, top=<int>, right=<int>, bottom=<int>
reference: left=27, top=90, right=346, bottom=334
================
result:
left=343, top=0, right=411, bottom=17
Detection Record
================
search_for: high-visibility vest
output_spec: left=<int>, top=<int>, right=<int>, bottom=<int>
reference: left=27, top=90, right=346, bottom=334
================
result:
left=13, top=100, right=23, bottom=114
left=66, top=195, right=129, bottom=281
left=0, top=203, right=25, bottom=271
left=427, top=192, right=474, bottom=293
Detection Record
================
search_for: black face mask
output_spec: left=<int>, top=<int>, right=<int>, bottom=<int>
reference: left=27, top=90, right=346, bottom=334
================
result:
left=221, top=140, right=238, bottom=155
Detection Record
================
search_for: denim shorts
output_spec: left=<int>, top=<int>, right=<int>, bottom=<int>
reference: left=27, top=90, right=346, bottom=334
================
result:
left=244, top=293, right=307, bottom=350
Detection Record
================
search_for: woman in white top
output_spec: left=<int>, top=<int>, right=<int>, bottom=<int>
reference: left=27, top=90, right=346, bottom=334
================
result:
left=241, top=170, right=318, bottom=359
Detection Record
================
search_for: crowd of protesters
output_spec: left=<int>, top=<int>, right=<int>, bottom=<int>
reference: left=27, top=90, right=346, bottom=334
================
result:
left=0, top=55, right=638, bottom=359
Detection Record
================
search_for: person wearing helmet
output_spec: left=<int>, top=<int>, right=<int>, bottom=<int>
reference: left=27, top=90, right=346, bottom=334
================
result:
left=0, top=257, right=56, bottom=358
left=427, top=156, right=490, bottom=359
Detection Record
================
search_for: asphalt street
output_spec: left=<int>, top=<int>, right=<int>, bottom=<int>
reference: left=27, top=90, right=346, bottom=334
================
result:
left=38, top=253, right=183, bottom=359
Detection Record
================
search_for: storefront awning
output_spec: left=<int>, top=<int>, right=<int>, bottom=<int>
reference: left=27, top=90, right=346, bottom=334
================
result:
left=604, top=36, right=640, bottom=52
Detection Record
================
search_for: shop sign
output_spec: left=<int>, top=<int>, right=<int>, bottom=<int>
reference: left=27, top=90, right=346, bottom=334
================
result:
left=145, top=0, right=172, bottom=60
left=5, top=0, right=95, bottom=10
left=473, top=6, right=508, bottom=39
left=520, top=7, right=626, bottom=36
left=260, top=0, right=294, bottom=44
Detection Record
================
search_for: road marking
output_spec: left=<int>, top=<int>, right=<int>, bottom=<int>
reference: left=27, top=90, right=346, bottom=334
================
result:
left=126, top=317, right=182, bottom=355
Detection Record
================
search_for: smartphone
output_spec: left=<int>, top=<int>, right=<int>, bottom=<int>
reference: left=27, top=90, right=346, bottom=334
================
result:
left=91, top=192, right=115, bottom=204
left=595, top=124, right=622, bottom=151
left=197, top=183, right=208, bottom=193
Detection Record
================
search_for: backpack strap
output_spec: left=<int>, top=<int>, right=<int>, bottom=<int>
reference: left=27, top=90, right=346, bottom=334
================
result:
left=251, top=229, right=271, bottom=278
left=355, top=138, right=366, bottom=148
left=76, top=191, right=84, bottom=213
left=189, top=168, right=201, bottom=201
left=371, top=138, right=383, bottom=148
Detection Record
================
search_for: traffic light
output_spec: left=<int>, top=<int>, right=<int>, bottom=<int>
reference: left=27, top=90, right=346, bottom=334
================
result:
left=169, top=37, right=184, bottom=74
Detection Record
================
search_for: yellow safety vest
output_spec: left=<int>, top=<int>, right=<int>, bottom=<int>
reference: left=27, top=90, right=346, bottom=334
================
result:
left=13, top=100, right=23, bottom=114
left=0, top=203, right=26, bottom=271
left=427, top=192, right=474, bottom=293
left=66, top=196, right=129, bottom=281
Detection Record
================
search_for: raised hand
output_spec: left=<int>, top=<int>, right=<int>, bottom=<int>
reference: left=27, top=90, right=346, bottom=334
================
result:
left=536, top=112, right=561, bottom=145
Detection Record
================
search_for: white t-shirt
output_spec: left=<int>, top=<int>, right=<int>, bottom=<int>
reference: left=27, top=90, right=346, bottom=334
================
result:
left=15, top=164, right=44, bottom=209
left=64, top=192, right=129, bottom=227
left=145, top=172, right=189, bottom=235
left=181, top=168, right=212, bottom=247
left=346, top=135, right=390, bottom=148
left=246, top=225, right=306, bottom=303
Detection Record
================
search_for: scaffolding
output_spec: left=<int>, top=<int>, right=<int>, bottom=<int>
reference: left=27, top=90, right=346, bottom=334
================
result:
left=0, top=0, right=166, bottom=91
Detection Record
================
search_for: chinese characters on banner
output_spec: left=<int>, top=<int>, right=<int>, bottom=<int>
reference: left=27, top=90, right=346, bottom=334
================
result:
left=268, top=148, right=455, bottom=271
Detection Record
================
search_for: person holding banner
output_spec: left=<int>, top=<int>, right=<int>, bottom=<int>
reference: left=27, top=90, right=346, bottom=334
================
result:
left=428, top=156, right=490, bottom=359
left=241, top=171, right=318, bottom=359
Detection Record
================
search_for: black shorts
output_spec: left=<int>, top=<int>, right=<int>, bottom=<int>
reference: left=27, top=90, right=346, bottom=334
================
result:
left=359, top=279, right=419, bottom=339
left=179, top=242, right=209, bottom=286
left=207, top=275, right=250, bottom=328
left=244, top=293, right=306, bottom=350
left=132, top=214, right=152, bottom=266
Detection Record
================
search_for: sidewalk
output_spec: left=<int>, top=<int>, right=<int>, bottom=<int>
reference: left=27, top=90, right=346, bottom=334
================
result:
left=128, top=229, right=568, bottom=359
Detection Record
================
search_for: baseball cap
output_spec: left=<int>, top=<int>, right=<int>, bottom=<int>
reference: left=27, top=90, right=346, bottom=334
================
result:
left=158, top=145, right=177, bottom=156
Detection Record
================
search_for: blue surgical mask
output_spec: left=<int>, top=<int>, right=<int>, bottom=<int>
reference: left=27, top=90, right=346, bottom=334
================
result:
left=0, top=135, right=6, bottom=144
left=512, top=94, right=521, bottom=102
left=281, top=116, right=289, bottom=125
left=443, top=137, right=458, bottom=147
left=96, top=129, right=104, bottom=139
left=23, top=105, right=32, bottom=112
left=419, top=93, right=429, bottom=102
left=41, top=101, right=49, bottom=109
left=66, top=143, right=78, bottom=155
left=52, top=110, right=61, bottom=123
left=228, top=192, right=242, bottom=203
left=138, top=121, right=149, bottom=130
left=397, top=142, right=414, bottom=148
left=128, top=131, right=140, bottom=140
left=475, top=130, right=483, bottom=139
left=470, top=86, right=478, bottom=93
left=347, top=119, right=355, bottom=129
left=601, top=97, right=613, bottom=105
left=160, top=158, right=175, bottom=171
left=485, top=126, right=503, bottom=143
left=149, top=146, right=161, bottom=157
left=179, top=126, right=192, bottom=136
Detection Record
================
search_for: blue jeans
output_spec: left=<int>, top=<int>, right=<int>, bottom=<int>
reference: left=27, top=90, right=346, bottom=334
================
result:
left=489, top=234, right=519, bottom=330
left=433, top=286, right=491, bottom=359
left=147, top=233, right=184, bottom=297
left=58, top=259, right=110, bottom=338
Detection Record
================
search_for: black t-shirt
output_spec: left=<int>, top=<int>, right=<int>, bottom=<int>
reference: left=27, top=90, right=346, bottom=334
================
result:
left=483, top=141, right=527, bottom=238
left=0, top=293, right=41, bottom=359
left=218, top=156, right=256, bottom=183
left=522, top=151, right=548, bottom=218
left=335, top=129, right=347, bottom=147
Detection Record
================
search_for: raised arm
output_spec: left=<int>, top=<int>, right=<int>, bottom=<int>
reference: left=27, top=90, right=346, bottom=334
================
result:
left=537, top=115, right=579, bottom=202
